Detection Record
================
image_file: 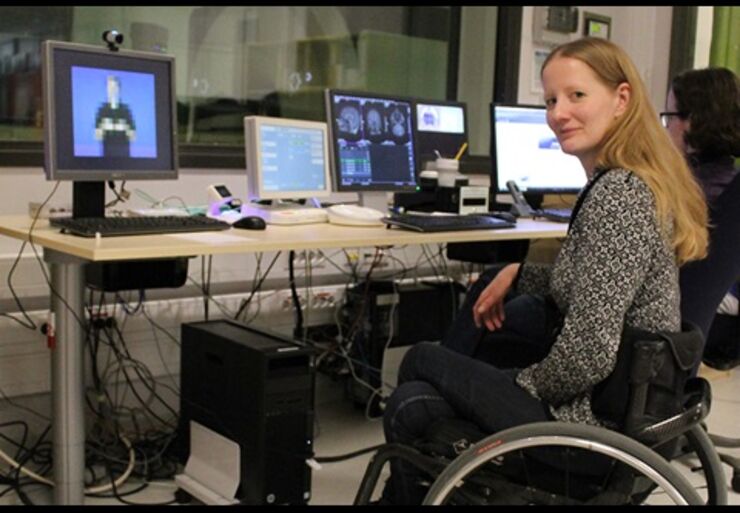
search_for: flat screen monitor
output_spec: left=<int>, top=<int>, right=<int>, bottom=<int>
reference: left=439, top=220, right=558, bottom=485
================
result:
left=325, top=89, right=417, bottom=193
left=491, top=103, right=585, bottom=194
left=414, top=99, right=467, bottom=167
left=244, top=116, right=331, bottom=201
left=42, top=40, right=177, bottom=182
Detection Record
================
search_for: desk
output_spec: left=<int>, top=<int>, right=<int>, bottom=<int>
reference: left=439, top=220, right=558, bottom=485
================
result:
left=0, top=215, right=567, bottom=504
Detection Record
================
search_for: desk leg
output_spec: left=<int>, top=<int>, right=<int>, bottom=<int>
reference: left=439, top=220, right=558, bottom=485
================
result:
left=46, top=250, right=86, bottom=505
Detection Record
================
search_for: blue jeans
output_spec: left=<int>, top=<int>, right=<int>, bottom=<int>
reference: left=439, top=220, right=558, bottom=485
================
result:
left=380, top=267, right=555, bottom=504
left=444, top=266, right=553, bottom=366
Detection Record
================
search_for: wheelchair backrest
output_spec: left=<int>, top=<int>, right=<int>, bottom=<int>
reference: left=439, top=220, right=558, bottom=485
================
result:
left=591, top=322, right=704, bottom=436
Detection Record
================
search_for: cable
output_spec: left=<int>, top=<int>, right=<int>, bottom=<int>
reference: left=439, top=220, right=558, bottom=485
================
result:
left=233, top=251, right=282, bottom=320
left=289, top=250, right=304, bottom=339
left=0, top=435, right=135, bottom=495
left=314, top=444, right=386, bottom=464
left=2, top=180, right=63, bottom=330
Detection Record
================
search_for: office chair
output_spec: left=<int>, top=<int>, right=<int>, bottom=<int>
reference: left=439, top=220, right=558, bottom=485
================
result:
left=355, top=323, right=726, bottom=505
left=679, top=171, right=740, bottom=493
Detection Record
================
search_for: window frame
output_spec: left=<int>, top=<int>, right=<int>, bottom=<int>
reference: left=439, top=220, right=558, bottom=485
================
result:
left=0, top=7, right=463, bottom=170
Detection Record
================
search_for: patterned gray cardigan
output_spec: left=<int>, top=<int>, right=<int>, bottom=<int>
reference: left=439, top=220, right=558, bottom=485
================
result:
left=513, top=168, right=681, bottom=427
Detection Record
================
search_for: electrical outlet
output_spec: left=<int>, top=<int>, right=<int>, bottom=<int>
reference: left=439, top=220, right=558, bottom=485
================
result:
left=285, top=250, right=325, bottom=270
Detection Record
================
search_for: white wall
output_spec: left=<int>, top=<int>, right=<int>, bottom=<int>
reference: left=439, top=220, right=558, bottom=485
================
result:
left=457, top=6, right=498, bottom=157
left=694, top=6, right=714, bottom=69
left=517, top=6, right=674, bottom=112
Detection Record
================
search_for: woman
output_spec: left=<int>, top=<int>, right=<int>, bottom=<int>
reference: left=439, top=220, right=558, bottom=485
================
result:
left=663, top=67, right=739, bottom=205
left=665, top=67, right=739, bottom=368
left=379, top=37, right=708, bottom=505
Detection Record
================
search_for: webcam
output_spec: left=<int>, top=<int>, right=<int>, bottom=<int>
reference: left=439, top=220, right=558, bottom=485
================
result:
left=102, top=30, right=124, bottom=51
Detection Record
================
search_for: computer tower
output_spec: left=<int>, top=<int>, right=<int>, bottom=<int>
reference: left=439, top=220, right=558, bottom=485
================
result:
left=178, top=320, right=315, bottom=505
left=341, top=279, right=462, bottom=408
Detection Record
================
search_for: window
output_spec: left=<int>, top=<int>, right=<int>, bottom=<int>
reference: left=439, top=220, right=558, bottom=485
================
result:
left=0, top=6, right=457, bottom=168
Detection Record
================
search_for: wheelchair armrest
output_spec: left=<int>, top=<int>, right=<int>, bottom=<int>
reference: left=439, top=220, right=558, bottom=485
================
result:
left=633, top=377, right=712, bottom=446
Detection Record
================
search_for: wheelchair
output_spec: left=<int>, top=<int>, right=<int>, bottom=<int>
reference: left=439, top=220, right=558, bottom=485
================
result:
left=354, top=323, right=728, bottom=506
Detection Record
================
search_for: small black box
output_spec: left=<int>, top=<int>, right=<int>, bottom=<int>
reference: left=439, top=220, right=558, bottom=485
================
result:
left=85, top=258, right=189, bottom=291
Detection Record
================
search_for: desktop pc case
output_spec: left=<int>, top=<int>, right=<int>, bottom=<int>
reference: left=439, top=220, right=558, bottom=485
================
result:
left=177, top=320, right=315, bottom=505
left=340, top=279, right=463, bottom=409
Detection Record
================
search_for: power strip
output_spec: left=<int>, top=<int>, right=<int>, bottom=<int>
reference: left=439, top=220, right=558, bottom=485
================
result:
left=28, top=202, right=72, bottom=219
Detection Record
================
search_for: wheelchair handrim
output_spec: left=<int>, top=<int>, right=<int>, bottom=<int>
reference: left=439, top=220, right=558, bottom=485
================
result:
left=424, top=433, right=700, bottom=505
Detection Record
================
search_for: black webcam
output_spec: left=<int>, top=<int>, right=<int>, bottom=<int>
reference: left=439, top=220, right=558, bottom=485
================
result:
left=102, top=30, right=124, bottom=51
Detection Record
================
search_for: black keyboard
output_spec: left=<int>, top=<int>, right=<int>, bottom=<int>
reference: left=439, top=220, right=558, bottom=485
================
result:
left=382, top=213, right=515, bottom=232
left=537, top=208, right=572, bottom=223
left=50, top=216, right=231, bottom=237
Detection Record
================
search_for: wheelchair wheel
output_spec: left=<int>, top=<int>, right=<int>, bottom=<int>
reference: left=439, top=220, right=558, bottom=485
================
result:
left=423, top=422, right=703, bottom=506
left=683, top=425, right=728, bottom=505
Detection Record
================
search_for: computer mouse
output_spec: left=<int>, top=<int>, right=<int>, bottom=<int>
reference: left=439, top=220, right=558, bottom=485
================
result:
left=232, top=216, right=266, bottom=230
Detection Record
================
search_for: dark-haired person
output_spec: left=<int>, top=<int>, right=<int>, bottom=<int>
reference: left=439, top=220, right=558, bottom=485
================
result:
left=663, top=67, right=739, bottom=204
left=664, top=67, right=740, bottom=369
left=378, top=37, right=709, bottom=505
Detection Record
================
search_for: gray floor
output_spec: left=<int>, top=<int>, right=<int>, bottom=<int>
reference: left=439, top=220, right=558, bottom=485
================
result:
left=8, top=366, right=740, bottom=506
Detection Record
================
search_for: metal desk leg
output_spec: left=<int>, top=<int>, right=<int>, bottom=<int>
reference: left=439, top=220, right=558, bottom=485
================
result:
left=45, top=249, right=87, bottom=505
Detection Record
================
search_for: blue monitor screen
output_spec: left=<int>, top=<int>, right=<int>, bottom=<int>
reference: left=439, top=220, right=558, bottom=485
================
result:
left=259, top=123, right=327, bottom=193
left=326, top=90, right=417, bottom=192
left=72, top=66, right=157, bottom=159
left=492, top=104, right=586, bottom=193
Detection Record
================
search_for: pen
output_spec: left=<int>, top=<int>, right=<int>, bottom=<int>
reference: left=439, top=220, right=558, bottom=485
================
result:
left=454, top=142, right=468, bottom=160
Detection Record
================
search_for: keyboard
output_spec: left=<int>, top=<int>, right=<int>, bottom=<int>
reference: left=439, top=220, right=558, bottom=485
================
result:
left=382, top=213, right=515, bottom=232
left=537, top=208, right=572, bottom=223
left=50, top=215, right=231, bottom=237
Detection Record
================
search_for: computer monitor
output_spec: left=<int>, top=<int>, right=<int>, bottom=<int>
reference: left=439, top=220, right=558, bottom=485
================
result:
left=43, top=40, right=177, bottom=182
left=491, top=103, right=585, bottom=196
left=244, top=115, right=331, bottom=202
left=42, top=40, right=177, bottom=217
left=325, top=89, right=417, bottom=210
left=414, top=99, right=468, bottom=169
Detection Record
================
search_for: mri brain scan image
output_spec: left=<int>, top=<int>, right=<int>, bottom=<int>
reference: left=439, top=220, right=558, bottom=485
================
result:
left=337, top=105, right=361, bottom=135
left=388, top=107, right=406, bottom=138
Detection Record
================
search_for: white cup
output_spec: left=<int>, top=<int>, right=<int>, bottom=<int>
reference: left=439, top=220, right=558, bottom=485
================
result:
left=435, top=158, right=461, bottom=187
left=435, top=158, right=460, bottom=175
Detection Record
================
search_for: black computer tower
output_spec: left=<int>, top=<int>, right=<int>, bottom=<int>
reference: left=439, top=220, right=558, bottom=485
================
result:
left=341, top=279, right=462, bottom=407
left=178, top=320, right=315, bottom=505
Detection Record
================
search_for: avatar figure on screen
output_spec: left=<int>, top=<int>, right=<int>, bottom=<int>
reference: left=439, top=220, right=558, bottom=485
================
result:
left=71, top=66, right=158, bottom=159
left=94, top=75, right=136, bottom=157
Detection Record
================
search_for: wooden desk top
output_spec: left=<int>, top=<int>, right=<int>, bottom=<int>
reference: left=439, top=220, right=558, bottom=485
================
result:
left=0, top=215, right=567, bottom=262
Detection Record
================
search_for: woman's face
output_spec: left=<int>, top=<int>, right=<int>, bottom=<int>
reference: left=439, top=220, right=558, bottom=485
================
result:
left=664, top=88, right=690, bottom=155
left=542, top=56, right=630, bottom=173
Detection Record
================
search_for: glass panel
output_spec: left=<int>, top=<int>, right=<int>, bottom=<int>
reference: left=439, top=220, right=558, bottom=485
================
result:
left=0, top=6, right=453, bottom=156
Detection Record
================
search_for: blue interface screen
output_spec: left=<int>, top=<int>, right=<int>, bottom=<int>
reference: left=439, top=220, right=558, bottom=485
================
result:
left=259, top=124, right=327, bottom=193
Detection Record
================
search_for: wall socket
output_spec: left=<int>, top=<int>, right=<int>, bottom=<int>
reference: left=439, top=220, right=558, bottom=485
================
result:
left=285, top=250, right=326, bottom=270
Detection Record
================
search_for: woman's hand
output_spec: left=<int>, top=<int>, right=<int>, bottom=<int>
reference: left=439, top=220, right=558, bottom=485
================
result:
left=472, top=263, right=521, bottom=331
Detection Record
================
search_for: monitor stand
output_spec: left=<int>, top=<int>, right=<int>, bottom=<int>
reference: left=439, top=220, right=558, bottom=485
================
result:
left=73, top=181, right=105, bottom=218
left=523, top=192, right=544, bottom=210
left=357, top=191, right=390, bottom=214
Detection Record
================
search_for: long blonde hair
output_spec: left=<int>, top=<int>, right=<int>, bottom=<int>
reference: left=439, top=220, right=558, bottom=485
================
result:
left=542, top=38, right=708, bottom=264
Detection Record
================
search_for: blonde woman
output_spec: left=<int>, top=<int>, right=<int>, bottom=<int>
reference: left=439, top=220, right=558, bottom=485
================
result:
left=378, top=37, right=708, bottom=505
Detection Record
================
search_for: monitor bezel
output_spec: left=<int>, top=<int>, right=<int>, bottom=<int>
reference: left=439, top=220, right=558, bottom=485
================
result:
left=413, top=97, right=468, bottom=171
left=244, top=115, right=332, bottom=201
left=325, top=88, right=418, bottom=193
left=43, top=40, right=178, bottom=182
left=490, top=102, right=585, bottom=195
